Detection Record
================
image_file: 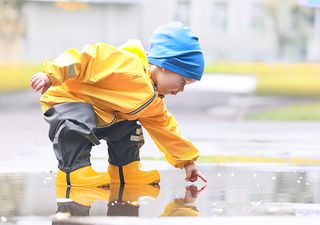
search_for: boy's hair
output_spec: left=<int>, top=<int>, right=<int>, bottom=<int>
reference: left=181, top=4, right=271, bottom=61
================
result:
left=147, top=21, right=205, bottom=81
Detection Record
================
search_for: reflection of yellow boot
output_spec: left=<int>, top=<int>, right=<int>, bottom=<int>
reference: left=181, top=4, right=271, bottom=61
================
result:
left=56, top=166, right=110, bottom=187
left=56, top=186, right=110, bottom=207
left=109, top=184, right=160, bottom=204
left=107, top=184, right=160, bottom=216
left=108, top=161, right=160, bottom=185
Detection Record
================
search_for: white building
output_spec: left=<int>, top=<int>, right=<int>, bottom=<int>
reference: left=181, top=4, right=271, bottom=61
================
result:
left=19, top=0, right=319, bottom=62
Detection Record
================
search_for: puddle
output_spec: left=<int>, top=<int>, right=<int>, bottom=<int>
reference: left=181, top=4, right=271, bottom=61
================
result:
left=1, top=165, right=320, bottom=224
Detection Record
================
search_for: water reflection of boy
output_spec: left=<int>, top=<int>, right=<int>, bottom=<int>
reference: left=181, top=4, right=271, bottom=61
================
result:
left=53, top=186, right=110, bottom=225
left=107, top=184, right=160, bottom=217
left=161, top=185, right=206, bottom=217
left=53, top=184, right=205, bottom=219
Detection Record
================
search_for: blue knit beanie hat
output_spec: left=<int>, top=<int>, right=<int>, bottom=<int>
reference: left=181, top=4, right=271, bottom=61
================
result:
left=147, top=21, right=205, bottom=81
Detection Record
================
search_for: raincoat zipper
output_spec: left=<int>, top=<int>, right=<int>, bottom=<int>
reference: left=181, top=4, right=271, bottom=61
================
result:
left=96, top=111, right=117, bottom=129
left=126, top=86, right=157, bottom=115
left=96, top=86, right=157, bottom=128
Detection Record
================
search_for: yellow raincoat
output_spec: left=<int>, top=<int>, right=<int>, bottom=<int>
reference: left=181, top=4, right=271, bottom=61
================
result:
left=40, top=40, right=199, bottom=168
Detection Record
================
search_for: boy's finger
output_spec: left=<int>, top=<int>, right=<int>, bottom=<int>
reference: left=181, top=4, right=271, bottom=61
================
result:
left=197, top=171, right=208, bottom=182
left=35, top=80, right=45, bottom=91
left=31, top=74, right=42, bottom=85
left=32, top=78, right=42, bottom=89
left=33, top=82, right=41, bottom=91
left=35, top=84, right=43, bottom=92
left=31, top=74, right=38, bottom=83
left=31, top=77, right=38, bottom=87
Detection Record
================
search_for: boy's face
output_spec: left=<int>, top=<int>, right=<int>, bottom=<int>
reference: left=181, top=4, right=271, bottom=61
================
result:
left=154, top=69, right=196, bottom=96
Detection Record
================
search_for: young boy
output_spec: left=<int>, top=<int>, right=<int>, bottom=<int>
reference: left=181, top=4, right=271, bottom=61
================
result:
left=31, top=21, right=207, bottom=186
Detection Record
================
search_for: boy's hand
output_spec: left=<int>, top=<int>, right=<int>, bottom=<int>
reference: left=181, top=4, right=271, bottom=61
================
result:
left=184, top=161, right=207, bottom=183
left=31, top=72, right=52, bottom=94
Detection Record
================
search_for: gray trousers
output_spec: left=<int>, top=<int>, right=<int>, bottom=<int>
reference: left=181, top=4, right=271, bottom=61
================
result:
left=44, top=102, right=143, bottom=173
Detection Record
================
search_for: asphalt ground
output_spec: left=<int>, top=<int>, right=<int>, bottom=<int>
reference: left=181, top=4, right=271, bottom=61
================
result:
left=1, top=90, right=320, bottom=173
left=1, top=90, right=320, bottom=225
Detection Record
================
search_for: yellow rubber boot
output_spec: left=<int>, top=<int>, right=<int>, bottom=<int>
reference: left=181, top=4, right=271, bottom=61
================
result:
left=56, top=166, right=110, bottom=187
left=108, top=161, right=160, bottom=185
left=56, top=186, right=110, bottom=206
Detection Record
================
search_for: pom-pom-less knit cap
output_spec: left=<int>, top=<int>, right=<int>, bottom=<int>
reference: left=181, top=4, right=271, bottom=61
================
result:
left=147, top=21, right=205, bottom=81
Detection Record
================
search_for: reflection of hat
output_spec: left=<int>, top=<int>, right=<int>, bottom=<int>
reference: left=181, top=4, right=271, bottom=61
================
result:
left=147, top=21, right=205, bottom=81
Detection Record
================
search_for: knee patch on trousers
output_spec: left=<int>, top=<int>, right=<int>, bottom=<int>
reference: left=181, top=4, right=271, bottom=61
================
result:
left=54, top=119, right=100, bottom=146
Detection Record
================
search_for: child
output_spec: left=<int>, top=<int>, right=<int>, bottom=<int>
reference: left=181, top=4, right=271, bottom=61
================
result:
left=31, top=21, right=207, bottom=186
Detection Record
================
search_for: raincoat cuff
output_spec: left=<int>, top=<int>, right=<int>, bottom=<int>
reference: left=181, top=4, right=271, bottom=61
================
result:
left=41, top=62, right=62, bottom=86
left=171, top=155, right=199, bottom=169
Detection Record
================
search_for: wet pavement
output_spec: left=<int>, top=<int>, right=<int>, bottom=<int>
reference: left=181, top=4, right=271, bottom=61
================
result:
left=1, top=91, right=320, bottom=224
left=1, top=91, right=320, bottom=173
left=1, top=165, right=320, bottom=224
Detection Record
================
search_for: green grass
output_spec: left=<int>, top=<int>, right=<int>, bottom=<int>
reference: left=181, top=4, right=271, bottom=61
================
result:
left=0, top=63, right=40, bottom=91
left=248, top=103, right=320, bottom=121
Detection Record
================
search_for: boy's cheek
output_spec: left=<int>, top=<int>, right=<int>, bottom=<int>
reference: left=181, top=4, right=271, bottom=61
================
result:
left=155, top=85, right=167, bottom=95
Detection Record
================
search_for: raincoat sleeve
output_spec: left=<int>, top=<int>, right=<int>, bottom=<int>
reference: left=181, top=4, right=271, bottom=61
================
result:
left=41, top=43, right=141, bottom=86
left=139, top=97, right=199, bottom=169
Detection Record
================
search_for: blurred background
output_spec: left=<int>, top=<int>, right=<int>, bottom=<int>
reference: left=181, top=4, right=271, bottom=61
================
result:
left=0, top=0, right=320, bottom=168
left=1, top=0, right=320, bottom=223
left=0, top=0, right=320, bottom=121
left=0, top=0, right=320, bottom=169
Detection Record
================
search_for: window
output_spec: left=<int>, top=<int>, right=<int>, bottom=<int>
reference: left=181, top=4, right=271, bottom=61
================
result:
left=211, top=1, right=228, bottom=30
left=174, top=0, right=190, bottom=26
left=251, top=3, right=265, bottom=30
